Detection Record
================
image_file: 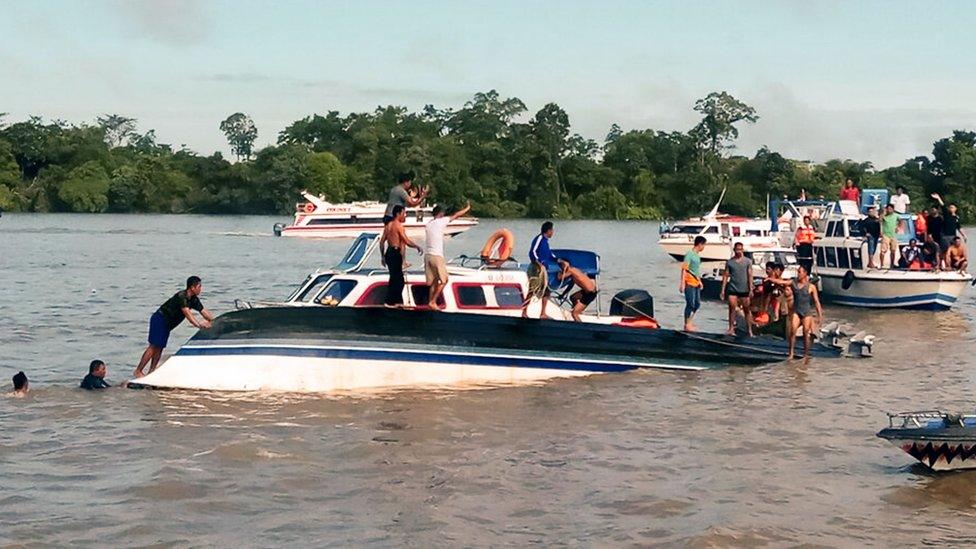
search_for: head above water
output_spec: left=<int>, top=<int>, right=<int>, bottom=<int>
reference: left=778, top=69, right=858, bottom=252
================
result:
left=89, top=359, right=106, bottom=377
left=541, top=221, right=554, bottom=237
left=12, top=371, right=27, bottom=392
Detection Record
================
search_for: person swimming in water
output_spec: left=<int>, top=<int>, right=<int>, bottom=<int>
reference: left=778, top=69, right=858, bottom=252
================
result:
left=10, top=371, right=28, bottom=397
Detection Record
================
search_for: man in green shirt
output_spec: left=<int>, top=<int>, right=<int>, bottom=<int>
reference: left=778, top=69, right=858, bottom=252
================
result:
left=880, top=204, right=900, bottom=268
left=679, top=236, right=707, bottom=331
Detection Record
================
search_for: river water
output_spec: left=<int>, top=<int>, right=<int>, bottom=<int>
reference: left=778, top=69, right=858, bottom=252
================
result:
left=2, top=214, right=976, bottom=546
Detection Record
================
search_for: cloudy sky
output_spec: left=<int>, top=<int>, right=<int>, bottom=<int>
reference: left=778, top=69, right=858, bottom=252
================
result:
left=2, top=0, right=974, bottom=168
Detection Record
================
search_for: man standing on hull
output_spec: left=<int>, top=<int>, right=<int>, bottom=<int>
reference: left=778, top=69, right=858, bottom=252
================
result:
left=720, top=242, right=754, bottom=337
left=134, top=276, right=213, bottom=378
left=424, top=202, right=471, bottom=309
left=380, top=205, right=423, bottom=306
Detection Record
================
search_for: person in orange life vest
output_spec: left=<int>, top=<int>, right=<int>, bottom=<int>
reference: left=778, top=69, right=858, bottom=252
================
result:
left=794, top=216, right=817, bottom=275
left=914, top=209, right=928, bottom=242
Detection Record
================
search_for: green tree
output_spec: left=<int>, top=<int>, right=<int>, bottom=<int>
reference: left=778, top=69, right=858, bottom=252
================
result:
left=220, top=113, right=258, bottom=162
left=97, top=114, right=137, bottom=148
left=691, top=91, right=759, bottom=154
left=58, top=161, right=110, bottom=212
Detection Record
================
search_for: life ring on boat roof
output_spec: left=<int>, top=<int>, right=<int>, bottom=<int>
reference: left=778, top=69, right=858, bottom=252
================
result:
left=480, top=229, right=515, bottom=266
left=303, top=202, right=315, bottom=213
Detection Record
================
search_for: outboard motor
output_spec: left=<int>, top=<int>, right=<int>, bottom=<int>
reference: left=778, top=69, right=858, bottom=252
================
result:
left=273, top=223, right=285, bottom=237
left=610, top=289, right=655, bottom=319
left=848, top=331, right=875, bottom=358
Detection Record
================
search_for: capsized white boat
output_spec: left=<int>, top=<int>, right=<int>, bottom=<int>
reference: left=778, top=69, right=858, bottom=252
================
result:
left=272, top=191, right=477, bottom=239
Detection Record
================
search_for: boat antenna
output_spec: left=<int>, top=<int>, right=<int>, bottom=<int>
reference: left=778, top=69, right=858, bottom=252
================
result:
left=704, top=186, right=727, bottom=219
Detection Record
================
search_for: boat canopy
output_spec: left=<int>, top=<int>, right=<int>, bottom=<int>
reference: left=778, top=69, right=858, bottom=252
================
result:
left=334, top=232, right=380, bottom=272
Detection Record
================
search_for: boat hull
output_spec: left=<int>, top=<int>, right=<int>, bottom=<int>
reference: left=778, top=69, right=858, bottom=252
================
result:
left=131, top=307, right=839, bottom=393
left=878, top=428, right=976, bottom=471
left=818, top=270, right=971, bottom=310
left=280, top=220, right=477, bottom=239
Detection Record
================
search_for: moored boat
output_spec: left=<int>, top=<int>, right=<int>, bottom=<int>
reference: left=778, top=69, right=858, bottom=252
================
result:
left=878, top=411, right=976, bottom=471
left=273, top=191, right=477, bottom=239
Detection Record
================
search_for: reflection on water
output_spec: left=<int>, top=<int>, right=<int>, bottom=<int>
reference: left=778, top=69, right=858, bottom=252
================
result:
left=1, top=214, right=976, bottom=544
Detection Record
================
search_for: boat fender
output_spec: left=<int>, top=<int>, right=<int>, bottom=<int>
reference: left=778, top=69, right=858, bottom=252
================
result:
left=841, top=270, right=855, bottom=290
left=303, top=202, right=315, bottom=213
left=480, top=229, right=515, bottom=266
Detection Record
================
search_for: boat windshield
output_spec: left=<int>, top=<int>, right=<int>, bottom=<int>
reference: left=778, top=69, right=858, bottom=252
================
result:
left=846, top=219, right=864, bottom=237
left=669, top=225, right=704, bottom=234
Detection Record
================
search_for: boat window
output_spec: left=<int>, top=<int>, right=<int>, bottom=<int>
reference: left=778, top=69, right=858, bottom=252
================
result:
left=847, top=220, right=864, bottom=238
left=704, top=226, right=719, bottom=234
left=825, top=247, right=838, bottom=268
left=731, top=226, right=741, bottom=237
left=816, top=247, right=826, bottom=268
left=358, top=283, right=389, bottom=306
left=830, top=222, right=846, bottom=237
left=850, top=247, right=863, bottom=269
left=744, top=229, right=765, bottom=236
left=493, top=285, right=524, bottom=308
left=316, top=279, right=358, bottom=304
left=454, top=285, right=488, bottom=308
left=837, top=247, right=850, bottom=269
left=669, top=225, right=704, bottom=234
left=825, top=221, right=835, bottom=236
left=287, top=274, right=314, bottom=301
left=409, top=284, right=445, bottom=307
left=777, top=252, right=798, bottom=266
left=296, top=274, right=333, bottom=302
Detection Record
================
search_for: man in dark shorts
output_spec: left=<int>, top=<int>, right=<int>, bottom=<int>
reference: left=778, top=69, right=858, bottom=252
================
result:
left=383, top=173, right=428, bottom=224
left=720, top=242, right=754, bottom=336
left=379, top=205, right=423, bottom=306
left=81, top=359, right=114, bottom=390
left=921, top=232, right=941, bottom=270
left=556, top=259, right=598, bottom=322
left=932, top=193, right=967, bottom=252
left=134, top=276, right=213, bottom=378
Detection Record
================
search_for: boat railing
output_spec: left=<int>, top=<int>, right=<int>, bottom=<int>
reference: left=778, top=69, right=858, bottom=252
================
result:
left=450, top=254, right=523, bottom=270
left=885, top=410, right=976, bottom=429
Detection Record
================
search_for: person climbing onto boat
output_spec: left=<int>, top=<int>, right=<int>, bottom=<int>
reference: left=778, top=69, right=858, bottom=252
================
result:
left=921, top=232, right=941, bottom=270
left=383, top=173, right=428, bottom=225
left=839, top=178, right=860, bottom=202
left=859, top=207, right=881, bottom=269
left=133, top=276, right=213, bottom=378
left=880, top=204, right=900, bottom=268
left=767, top=264, right=823, bottom=364
left=424, top=202, right=471, bottom=309
left=891, top=186, right=911, bottom=214
left=900, top=238, right=923, bottom=269
left=556, top=259, right=598, bottom=322
left=794, top=216, right=817, bottom=274
left=10, top=371, right=28, bottom=397
left=522, top=222, right=557, bottom=319
left=679, top=236, right=706, bottom=331
left=720, top=241, right=754, bottom=337
left=946, top=236, right=969, bottom=273
left=931, top=193, right=967, bottom=251
left=380, top=205, right=422, bottom=307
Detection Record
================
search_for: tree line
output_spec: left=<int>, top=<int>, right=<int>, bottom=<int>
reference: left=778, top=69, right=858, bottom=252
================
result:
left=2, top=90, right=976, bottom=220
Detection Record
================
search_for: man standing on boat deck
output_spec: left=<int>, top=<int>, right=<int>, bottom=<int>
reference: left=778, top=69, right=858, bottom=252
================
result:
left=793, top=215, right=817, bottom=275
left=859, top=207, right=882, bottom=269
left=880, top=204, right=900, bottom=268
left=424, top=202, right=471, bottom=309
left=679, top=236, right=706, bottom=331
left=521, top=221, right=557, bottom=319
left=891, top=186, right=911, bottom=214
left=380, top=205, right=423, bottom=306
left=932, top=193, right=967, bottom=252
left=133, top=277, right=213, bottom=378
left=720, top=242, right=754, bottom=337
left=383, top=173, right=428, bottom=225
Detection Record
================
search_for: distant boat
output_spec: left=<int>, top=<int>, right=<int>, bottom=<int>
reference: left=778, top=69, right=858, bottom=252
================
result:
left=273, top=191, right=477, bottom=239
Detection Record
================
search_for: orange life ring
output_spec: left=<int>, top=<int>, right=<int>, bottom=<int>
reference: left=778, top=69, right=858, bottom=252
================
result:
left=480, top=229, right=514, bottom=266
left=613, top=318, right=660, bottom=330
left=303, top=202, right=315, bottom=213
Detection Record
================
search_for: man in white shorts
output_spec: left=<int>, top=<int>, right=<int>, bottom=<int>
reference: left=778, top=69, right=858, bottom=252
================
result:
left=424, top=201, right=471, bottom=309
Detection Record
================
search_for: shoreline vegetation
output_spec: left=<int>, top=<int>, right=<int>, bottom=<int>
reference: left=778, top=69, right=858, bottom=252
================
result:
left=1, top=90, right=975, bottom=220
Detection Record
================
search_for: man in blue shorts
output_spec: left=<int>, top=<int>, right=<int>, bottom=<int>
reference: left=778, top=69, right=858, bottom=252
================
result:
left=134, top=276, right=213, bottom=378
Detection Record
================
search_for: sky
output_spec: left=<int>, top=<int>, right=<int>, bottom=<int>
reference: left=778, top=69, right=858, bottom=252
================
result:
left=2, top=0, right=975, bottom=168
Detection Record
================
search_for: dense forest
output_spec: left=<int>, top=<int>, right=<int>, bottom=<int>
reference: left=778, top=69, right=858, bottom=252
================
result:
left=2, top=90, right=976, bottom=220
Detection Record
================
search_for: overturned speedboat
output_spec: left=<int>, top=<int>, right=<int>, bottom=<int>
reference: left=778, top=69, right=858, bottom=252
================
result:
left=878, top=411, right=976, bottom=471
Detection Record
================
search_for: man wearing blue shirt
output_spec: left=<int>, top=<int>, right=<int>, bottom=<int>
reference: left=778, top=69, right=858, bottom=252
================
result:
left=521, top=221, right=557, bottom=319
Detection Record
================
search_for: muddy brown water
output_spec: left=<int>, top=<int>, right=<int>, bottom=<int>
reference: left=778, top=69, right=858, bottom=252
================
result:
left=2, top=214, right=976, bottom=546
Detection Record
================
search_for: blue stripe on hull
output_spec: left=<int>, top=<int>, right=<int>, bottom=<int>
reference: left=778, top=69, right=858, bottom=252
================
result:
left=173, top=345, right=687, bottom=373
left=822, top=292, right=957, bottom=310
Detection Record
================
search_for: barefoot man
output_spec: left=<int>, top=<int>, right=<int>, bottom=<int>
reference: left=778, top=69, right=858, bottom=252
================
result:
left=424, top=202, right=471, bottom=309
left=380, top=205, right=422, bottom=306
left=134, top=276, right=213, bottom=378
left=679, top=236, right=706, bottom=331
left=946, top=236, right=969, bottom=273
left=720, top=242, right=754, bottom=336
left=556, top=259, right=598, bottom=322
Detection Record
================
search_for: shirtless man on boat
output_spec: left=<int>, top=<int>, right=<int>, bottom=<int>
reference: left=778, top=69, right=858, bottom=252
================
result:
left=556, top=259, right=598, bottom=322
left=380, top=205, right=423, bottom=306
left=946, top=236, right=969, bottom=273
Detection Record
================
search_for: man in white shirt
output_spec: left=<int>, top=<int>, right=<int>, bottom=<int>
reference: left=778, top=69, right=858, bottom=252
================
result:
left=891, top=186, right=911, bottom=214
left=424, top=201, right=471, bottom=309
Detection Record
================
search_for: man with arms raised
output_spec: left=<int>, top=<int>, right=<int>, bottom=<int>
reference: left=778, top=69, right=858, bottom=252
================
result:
left=424, top=202, right=471, bottom=309
left=383, top=173, right=428, bottom=225
left=134, top=276, right=213, bottom=378
left=556, top=259, right=598, bottom=322
left=380, top=205, right=423, bottom=307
